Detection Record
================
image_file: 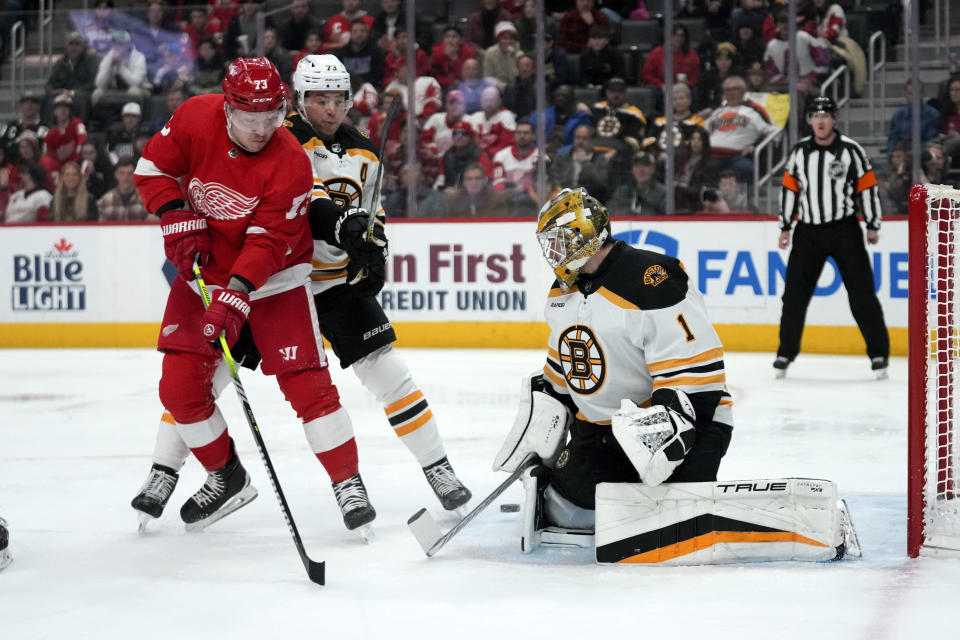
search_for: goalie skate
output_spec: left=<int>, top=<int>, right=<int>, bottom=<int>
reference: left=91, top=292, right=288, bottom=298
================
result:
left=423, top=457, right=472, bottom=512
left=131, top=463, right=180, bottom=532
left=332, top=473, right=376, bottom=542
left=836, top=499, right=862, bottom=559
left=0, top=517, right=11, bottom=571
left=180, top=451, right=258, bottom=532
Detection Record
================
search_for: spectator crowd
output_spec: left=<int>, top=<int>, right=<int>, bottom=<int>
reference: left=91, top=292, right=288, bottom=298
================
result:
left=1, top=0, right=955, bottom=223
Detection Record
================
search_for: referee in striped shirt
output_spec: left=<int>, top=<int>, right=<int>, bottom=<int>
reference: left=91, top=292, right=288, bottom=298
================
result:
left=774, top=96, right=889, bottom=379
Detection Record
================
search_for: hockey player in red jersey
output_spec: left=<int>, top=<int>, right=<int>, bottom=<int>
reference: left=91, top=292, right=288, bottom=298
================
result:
left=132, top=57, right=376, bottom=534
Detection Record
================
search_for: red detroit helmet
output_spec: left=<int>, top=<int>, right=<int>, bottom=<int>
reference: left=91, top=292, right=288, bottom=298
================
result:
left=222, top=57, right=285, bottom=112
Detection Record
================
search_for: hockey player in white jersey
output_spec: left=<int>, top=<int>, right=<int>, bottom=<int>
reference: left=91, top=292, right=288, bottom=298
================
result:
left=494, top=187, right=860, bottom=563
left=283, top=53, right=471, bottom=515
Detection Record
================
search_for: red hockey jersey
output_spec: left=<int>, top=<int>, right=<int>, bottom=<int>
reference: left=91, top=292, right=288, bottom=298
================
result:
left=134, top=93, right=313, bottom=296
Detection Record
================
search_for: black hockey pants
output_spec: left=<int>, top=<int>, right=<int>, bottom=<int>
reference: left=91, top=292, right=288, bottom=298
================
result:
left=777, top=216, right=889, bottom=361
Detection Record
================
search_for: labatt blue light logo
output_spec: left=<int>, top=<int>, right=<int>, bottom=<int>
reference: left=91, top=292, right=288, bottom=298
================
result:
left=12, top=238, right=86, bottom=311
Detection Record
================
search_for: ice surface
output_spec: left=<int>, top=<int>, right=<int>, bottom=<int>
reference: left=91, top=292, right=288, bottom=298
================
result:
left=0, top=348, right=957, bottom=639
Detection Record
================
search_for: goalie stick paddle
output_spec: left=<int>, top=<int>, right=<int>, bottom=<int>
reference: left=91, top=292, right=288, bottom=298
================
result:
left=407, top=453, right=539, bottom=557
left=349, top=95, right=402, bottom=285
left=193, top=261, right=325, bottom=586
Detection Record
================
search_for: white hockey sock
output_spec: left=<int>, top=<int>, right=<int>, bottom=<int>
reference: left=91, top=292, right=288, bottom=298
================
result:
left=302, top=406, right=355, bottom=455
left=352, top=346, right=445, bottom=467
left=152, top=411, right=190, bottom=470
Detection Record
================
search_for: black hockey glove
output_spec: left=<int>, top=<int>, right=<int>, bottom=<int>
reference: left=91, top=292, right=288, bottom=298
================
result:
left=346, top=247, right=387, bottom=296
left=334, top=207, right=388, bottom=254
left=336, top=207, right=388, bottom=296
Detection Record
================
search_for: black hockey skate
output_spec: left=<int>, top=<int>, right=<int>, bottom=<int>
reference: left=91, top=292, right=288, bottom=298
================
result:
left=423, top=457, right=472, bottom=511
left=131, top=463, right=180, bottom=532
left=871, top=356, right=889, bottom=381
left=0, top=516, right=11, bottom=571
left=332, top=473, right=376, bottom=541
left=773, top=356, right=790, bottom=379
left=180, top=447, right=258, bottom=532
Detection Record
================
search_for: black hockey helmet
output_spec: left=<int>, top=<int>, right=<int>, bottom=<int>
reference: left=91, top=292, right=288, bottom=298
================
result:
left=807, top=95, right=838, bottom=120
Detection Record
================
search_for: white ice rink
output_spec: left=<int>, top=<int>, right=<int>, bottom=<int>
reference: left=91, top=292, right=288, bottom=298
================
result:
left=1, top=348, right=957, bottom=639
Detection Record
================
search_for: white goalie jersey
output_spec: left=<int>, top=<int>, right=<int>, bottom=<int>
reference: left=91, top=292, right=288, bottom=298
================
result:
left=284, top=111, right=385, bottom=294
left=541, top=241, right=734, bottom=431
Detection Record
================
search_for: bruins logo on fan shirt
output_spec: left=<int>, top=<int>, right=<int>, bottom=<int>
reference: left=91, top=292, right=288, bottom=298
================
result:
left=643, top=264, right=669, bottom=287
left=558, top=325, right=606, bottom=394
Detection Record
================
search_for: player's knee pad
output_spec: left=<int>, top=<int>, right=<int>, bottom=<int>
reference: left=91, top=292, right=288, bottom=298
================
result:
left=277, top=366, right=342, bottom=421
left=351, top=345, right=414, bottom=404
left=611, top=394, right=696, bottom=487
left=494, top=372, right=571, bottom=472
left=159, top=353, right=218, bottom=424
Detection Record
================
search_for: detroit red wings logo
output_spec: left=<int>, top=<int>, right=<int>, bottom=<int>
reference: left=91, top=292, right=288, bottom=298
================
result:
left=188, top=178, right=259, bottom=220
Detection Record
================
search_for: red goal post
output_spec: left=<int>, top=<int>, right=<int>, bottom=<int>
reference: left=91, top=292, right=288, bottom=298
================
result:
left=909, top=183, right=960, bottom=557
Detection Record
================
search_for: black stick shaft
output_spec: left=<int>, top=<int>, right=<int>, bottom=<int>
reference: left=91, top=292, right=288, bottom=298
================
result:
left=193, top=264, right=325, bottom=585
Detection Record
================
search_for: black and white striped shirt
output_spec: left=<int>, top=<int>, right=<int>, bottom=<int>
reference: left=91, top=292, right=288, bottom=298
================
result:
left=780, top=133, right=881, bottom=230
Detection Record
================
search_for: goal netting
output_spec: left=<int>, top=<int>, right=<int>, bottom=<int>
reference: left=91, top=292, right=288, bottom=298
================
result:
left=909, top=183, right=960, bottom=557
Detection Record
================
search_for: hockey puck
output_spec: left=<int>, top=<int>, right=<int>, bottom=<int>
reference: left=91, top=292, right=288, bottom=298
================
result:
left=500, top=503, right=520, bottom=513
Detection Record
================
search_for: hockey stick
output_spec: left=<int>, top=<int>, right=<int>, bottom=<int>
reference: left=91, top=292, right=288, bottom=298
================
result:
left=407, top=453, right=539, bottom=557
left=348, top=95, right=402, bottom=285
left=193, top=261, right=325, bottom=586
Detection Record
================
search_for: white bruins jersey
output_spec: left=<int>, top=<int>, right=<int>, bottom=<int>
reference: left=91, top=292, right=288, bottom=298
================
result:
left=542, top=242, right=734, bottom=430
left=284, top=112, right=385, bottom=294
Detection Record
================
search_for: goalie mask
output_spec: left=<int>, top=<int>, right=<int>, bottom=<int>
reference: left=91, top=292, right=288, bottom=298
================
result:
left=536, top=187, right=611, bottom=290
left=293, top=54, right=354, bottom=111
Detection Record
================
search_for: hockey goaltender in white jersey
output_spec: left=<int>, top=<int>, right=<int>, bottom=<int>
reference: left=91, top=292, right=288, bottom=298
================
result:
left=493, top=187, right=861, bottom=564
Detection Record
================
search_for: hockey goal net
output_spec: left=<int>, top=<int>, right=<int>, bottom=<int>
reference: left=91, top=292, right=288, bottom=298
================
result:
left=909, top=183, right=960, bottom=557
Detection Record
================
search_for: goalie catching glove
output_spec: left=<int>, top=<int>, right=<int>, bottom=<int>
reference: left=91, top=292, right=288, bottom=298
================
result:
left=611, top=389, right=697, bottom=487
left=336, top=207, right=388, bottom=296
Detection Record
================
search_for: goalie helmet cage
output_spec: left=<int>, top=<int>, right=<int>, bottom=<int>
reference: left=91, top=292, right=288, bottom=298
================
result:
left=909, top=183, right=960, bottom=557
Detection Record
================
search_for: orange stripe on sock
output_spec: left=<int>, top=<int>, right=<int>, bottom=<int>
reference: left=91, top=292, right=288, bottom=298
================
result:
left=395, top=410, right=433, bottom=436
left=616, top=531, right=828, bottom=563
left=161, top=411, right=175, bottom=424
left=384, top=390, right=424, bottom=415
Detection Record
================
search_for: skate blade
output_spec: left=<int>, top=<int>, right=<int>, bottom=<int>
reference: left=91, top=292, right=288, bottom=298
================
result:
left=184, top=485, right=259, bottom=533
left=137, top=512, right=156, bottom=534
left=838, top=499, right=863, bottom=558
left=357, top=524, right=375, bottom=544
left=774, top=369, right=787, bottom=379
left=0, top=549, right=11, bottom=571
left=875, top=369, right=889, bottom=381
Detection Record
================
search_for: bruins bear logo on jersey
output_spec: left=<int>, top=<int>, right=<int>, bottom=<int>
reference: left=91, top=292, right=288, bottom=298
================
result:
left=284, top=110, right=383, bottom=294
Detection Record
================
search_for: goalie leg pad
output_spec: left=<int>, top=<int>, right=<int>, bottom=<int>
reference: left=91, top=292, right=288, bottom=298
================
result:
left=520, top=467, right=595, bottom=553
left=494, top=372, right=571, bottom=472
left=611, top=399, right=696, bottom=487
left=595, top=478, right=845, bottom=565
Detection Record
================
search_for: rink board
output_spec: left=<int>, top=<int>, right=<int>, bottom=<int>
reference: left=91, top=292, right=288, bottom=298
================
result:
left=0, top=216, right=908, bottom=352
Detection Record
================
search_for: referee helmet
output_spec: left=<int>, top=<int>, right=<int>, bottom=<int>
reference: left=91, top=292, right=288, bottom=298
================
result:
left=807, top=96, right=838, bottom=120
